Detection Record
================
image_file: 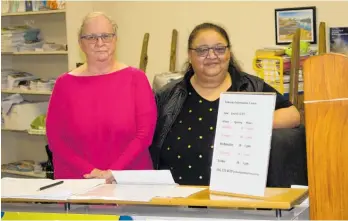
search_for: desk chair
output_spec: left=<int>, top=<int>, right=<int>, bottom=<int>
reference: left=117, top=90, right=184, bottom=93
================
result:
left=44, top=145, right=54, bottom=179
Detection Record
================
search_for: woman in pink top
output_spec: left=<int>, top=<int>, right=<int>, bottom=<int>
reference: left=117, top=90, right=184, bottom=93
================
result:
left=46, top=12, right=157, bottom=180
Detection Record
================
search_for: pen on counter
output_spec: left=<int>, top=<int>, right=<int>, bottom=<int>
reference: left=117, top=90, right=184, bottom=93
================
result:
left=38, top=181, right=64, bottom=191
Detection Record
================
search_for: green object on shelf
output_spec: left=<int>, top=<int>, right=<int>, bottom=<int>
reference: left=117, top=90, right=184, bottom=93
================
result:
left=30, top=114, right=46, bottom=130
left=285, top=41, right=310, bottom=56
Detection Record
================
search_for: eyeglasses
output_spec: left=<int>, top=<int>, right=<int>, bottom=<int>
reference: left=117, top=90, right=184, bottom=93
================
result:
left=189, top=45, right=229, bottom=57
left=80, top=33, right=116, bottom=44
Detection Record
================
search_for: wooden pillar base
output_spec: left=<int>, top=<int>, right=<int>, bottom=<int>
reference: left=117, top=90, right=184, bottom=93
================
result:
left=304, top=54, right=348, bottom=220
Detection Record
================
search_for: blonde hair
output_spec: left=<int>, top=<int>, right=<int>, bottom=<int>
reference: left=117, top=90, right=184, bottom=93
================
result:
left=78, top=11, right=118, bottom=37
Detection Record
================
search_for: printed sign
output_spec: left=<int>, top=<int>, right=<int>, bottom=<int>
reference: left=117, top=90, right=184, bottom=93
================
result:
left=210, top=92, right=276, bottom=197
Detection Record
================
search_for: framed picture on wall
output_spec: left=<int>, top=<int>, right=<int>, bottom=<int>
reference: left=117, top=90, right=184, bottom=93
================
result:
left=275, top=6, right=317, bottom=45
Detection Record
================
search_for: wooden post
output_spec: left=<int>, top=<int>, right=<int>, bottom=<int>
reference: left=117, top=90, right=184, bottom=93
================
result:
left=139, top=33, right=150, bottom=72
left=169, top=29, right=178, bottom=72
left=303, top=53, right=348, bottom=220
left=289, top=28, right=300, bottom=108
left=318, top=22, right=327, bottom=54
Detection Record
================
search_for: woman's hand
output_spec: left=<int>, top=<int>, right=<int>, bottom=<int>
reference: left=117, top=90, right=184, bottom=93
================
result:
left=84, top=168, right=108, bottom=179
left=105, top=171, right=117, bottom=184
left=84, top=169, right=116, bottom=184
left=83, top=168, right=103, bottom=179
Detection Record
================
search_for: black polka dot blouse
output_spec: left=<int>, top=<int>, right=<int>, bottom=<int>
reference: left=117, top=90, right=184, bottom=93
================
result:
left=159, top=80, right=234, bottom=185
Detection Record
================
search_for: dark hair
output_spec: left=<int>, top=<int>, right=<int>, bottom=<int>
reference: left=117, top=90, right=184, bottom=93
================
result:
left=184, top=22, right=242, bottom=74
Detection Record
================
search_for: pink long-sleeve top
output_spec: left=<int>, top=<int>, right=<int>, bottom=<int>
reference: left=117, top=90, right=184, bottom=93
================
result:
left=46, top=67, right=157, bottom=179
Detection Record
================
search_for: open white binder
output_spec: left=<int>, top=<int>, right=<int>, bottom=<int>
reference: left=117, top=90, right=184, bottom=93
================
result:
left=1, top=170, right=205, bottom=202
left=1, top=178, right=105, bottom=200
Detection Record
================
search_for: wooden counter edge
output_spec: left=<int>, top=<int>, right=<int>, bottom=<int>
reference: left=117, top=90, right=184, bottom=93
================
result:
left=1, top=188, right=308, bottom=210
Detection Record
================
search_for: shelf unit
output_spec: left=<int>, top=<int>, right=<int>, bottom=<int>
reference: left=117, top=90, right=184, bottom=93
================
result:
left=1, top=51, right=68, bottom=55
left=2, top=9, right=66, bottom=17
left=1, top=128, right=46, bottom=135
left=1, top=89, right=52, bottom=95
left=1, top=169, right=46, bottom=178
left=1, top=8, right=68, bottom=178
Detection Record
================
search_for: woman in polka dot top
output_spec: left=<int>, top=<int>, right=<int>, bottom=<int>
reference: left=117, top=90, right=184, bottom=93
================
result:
left=150, top=23, right=308, bottom=187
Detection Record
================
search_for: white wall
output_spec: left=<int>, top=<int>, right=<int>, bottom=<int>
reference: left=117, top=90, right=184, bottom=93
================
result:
left=66, top=1, right=348, bottom=84
left=65, top=1, right=94, bottom=70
